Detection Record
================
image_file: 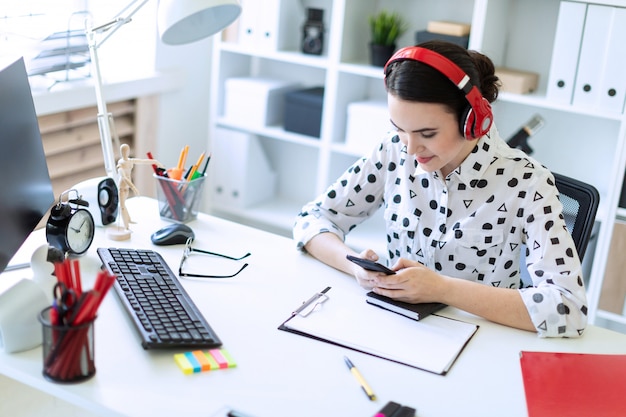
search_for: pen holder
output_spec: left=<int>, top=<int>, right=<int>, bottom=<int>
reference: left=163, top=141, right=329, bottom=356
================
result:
left=154, top=174, right=206, bottom=223
left=39, top=306, right=96, bottom=383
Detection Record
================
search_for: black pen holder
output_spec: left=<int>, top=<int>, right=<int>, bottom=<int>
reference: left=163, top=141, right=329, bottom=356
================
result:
left=154, top=174, right=206, bottom=223
left=39, top=306, right=96, bottom=383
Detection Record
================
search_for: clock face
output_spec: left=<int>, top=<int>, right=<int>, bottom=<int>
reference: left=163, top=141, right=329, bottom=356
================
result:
left=66, top=209, right=95, bottom=254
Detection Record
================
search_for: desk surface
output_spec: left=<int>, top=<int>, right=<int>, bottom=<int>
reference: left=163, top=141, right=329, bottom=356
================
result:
left=2, top=197, right=626, bottom=417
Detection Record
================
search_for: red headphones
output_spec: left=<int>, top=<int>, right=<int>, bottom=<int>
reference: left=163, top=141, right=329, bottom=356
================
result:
left=384, top=46, right=493, bottom=140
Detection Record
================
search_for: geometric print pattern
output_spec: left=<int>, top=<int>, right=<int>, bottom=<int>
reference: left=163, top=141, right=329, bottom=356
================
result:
left=294, top=125, right=588, bottom=337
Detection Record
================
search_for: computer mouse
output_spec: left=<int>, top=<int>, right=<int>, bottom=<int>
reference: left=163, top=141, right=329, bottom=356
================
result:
left=151, top=223, right=195, bottom=246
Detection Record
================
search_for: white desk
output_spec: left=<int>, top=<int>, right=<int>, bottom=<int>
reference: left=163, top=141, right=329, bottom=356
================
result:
left=1, top=197, right=626, bottom=417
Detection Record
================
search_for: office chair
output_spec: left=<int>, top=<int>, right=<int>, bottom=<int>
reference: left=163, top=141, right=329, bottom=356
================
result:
left=552, top=172, right=600, bottom=261
left=520, top=172, right=600, bottom=287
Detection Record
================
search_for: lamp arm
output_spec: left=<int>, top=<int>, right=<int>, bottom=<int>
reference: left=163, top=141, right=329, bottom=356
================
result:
left=86, top=29, right=117, bottom=178
left=84, top=0, right=152, bottom=179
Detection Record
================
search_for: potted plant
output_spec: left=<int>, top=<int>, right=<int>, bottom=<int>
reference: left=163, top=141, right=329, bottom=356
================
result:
left=368, top=10, right=408, bottom=67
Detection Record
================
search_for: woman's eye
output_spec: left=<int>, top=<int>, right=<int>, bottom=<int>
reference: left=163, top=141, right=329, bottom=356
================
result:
left=421, top=131, right=437, bottom=139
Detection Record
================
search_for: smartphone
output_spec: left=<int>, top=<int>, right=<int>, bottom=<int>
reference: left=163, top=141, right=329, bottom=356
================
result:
left=346, top=255, right=395, bottom=275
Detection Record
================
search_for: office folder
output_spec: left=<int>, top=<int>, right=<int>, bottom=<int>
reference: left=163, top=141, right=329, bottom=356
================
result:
left=572, top=4, right=612, bottom=109
left=597, top=7, right=626, bottom=113
left=546, top=1, right=587, bottom=104
left=519, top=351, right=626, bottom=417
left=546, top=1, right=586, bottom=105
left=279, top=288, right=478, bottom=375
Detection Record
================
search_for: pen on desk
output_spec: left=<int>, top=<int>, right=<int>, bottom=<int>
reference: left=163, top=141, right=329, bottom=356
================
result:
left=344, top=356, right=377, bottom=401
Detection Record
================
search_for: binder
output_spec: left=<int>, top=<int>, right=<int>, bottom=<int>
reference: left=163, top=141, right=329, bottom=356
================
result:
left=211, top=128, right=277, bottom=208
left=572, top=4, right=613, bottom=108
left=520, top=351, right=626, bottom=417
left=597, top=7, right=626, bottom=113
left=236, top=0, right=298, bottom=52
left=279, top=287, right=478, bottom=375
left=546, top=1, right=586, bottom=104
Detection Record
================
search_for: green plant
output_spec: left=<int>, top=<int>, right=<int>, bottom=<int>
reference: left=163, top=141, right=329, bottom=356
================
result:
left=369, top=10, right=408, bottom=46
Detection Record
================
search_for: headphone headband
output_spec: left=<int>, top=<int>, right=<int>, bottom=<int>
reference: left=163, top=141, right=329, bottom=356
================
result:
left=384, top=46, right=493, bottom=140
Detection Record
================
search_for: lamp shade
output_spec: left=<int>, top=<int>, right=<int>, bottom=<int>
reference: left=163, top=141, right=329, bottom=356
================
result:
left=158, top=0, right=241, bottom=45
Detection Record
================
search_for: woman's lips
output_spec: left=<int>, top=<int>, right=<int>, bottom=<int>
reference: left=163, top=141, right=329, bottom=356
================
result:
left=416, top=155, right=434, bottom=164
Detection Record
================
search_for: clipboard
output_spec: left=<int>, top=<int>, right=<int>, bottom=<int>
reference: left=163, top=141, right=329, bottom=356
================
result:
left=278, top=287, right=478, bottom=375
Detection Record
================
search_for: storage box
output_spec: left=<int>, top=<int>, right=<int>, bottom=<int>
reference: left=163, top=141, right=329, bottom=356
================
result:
left=284, top=87, right=324, bottom=137
left=224, top=77, right=299, bottom=128
left=415, top=30, right=469, bottom=49
left=345, top=100, right=390, bottom=154
left=495, top=67, right=539, bottom=94
left=426, top=20, right=471, bottom=36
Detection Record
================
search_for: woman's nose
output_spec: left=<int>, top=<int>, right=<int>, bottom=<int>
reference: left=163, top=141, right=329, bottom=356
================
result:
left=405, top=134, right=424, bottom=155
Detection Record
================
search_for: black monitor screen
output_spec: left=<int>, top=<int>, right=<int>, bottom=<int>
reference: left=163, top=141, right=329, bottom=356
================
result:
left=0, top=57, right=55, bottom=273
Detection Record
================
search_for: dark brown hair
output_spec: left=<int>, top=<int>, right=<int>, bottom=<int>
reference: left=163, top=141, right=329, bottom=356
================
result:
left=384, top=40, right=500, bottom=125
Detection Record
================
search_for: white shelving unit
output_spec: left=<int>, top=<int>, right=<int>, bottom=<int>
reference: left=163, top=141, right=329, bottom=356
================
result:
left=207, top=0, right=626, bottom=332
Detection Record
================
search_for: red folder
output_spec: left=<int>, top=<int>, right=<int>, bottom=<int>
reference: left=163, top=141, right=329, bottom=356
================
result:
left=520, top=351, right=626, bottom=417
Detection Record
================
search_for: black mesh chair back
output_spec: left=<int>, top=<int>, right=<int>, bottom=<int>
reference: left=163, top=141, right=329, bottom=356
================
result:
left=553, top=172, right=600, bottom=261
left=520, top=172, right=600, bottom=287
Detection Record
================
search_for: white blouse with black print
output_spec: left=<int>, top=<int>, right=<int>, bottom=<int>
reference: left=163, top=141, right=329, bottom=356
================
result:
left=293, top=125, right=588, bottom=338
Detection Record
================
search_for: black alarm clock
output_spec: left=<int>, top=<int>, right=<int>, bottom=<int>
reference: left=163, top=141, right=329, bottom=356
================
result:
left=46, top=189, right=95, bottom=256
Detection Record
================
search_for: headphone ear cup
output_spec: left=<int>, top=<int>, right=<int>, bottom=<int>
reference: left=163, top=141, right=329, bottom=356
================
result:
left=463, top=97, right=493, bottom=140
left=460, top=105, right=474, bottom=140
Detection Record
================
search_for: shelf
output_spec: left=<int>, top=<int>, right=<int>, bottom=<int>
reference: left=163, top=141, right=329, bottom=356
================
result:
left=338, top=62, right=385, bottom=78
left=216, top=118, right=322, bottom=148
left=219, top=42, right=331, bottom=69
left=498, top=91, right=625, bottom=121
left=208, top=0, right=626, bottom=332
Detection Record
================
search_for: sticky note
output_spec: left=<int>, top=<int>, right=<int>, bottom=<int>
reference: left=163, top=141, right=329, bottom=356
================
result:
left=174, top=353, right=194, bottom=375
left=220, top=349, right=237, bottom=368
left=202, top=351, right=220, bottom=370
left=184, top=352, right=201, bottom=373
left=192, top=350, right=212, bottom=371
left=174, top=348, right=236, bottom=374
left=209, top=348, right=229, bottom=369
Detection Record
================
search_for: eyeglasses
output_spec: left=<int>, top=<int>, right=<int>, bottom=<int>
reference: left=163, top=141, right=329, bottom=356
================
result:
left=179, top=237, right=250, bottom=278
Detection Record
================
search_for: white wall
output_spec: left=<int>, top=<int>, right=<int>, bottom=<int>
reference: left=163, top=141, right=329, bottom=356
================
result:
left=154, top=37, right=213, bottom=169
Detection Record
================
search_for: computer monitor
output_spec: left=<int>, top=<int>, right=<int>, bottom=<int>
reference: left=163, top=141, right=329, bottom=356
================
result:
left=0, top=57, right=55, bottom=273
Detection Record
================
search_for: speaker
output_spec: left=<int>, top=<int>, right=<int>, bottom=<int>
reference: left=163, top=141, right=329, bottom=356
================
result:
left=72, top=177, right=119, bottom=226
left=301, top=8, right=324, bottom=55
left=384, top=46, right=494, bottom=140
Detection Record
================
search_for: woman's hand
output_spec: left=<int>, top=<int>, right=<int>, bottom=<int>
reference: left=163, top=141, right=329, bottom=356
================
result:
left=371, top=258, right=447, bottom=303
left=351, top=249, right=388, bottom=290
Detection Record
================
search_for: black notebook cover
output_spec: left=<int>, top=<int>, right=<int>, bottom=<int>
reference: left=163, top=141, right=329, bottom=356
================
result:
left=366, top=291, right=446, bottom=321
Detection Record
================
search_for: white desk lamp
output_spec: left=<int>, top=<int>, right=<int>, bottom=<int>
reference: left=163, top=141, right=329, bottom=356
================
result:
left=86, top=0, right=241, bottom=178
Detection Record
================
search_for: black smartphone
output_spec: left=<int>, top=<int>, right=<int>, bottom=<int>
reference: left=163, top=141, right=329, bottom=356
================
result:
left=346, top=255, right=395, bottom=275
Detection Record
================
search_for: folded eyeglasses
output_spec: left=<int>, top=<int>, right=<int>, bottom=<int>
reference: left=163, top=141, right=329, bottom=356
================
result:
left=179, top=237, right=250, bottom=278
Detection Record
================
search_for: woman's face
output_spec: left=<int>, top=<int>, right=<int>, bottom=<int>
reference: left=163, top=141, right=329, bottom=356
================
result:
left=387, top=94, right=477, bottom=178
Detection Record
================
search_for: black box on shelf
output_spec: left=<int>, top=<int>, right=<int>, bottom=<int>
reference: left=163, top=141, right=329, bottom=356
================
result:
left=284, top=87, right=324, bottom=138
left=415, top=30, right=469, bottom=49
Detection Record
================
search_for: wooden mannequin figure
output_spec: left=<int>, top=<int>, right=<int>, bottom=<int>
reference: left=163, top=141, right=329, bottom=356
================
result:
left=107, top=144, right=163, bottom=241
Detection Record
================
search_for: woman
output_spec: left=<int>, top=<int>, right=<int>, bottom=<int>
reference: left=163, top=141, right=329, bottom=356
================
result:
left=293, top=41, right=587, bottom=337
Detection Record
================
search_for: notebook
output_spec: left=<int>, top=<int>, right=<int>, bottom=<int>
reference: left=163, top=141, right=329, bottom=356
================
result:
left=366, top=291, right=447, bottom=321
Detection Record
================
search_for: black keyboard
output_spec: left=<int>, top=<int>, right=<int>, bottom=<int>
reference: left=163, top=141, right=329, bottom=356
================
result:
left=97, top=247, right=222, bottom=350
